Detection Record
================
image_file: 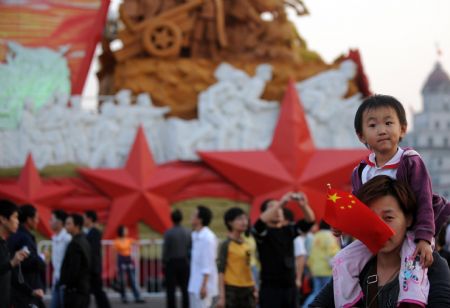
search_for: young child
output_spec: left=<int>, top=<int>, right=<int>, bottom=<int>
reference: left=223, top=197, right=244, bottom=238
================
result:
left=217, top=207, right=257, bottom=308
left=332, top=94, right=450, bottom=307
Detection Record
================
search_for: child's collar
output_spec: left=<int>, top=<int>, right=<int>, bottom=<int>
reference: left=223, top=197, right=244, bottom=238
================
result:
left=365, top=148, right=404, bottom=169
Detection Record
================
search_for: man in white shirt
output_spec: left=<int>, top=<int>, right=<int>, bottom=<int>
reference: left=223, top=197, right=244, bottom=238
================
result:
left=50, top=210, right=72, bottom=308
left=188, top=205, right=218, bottom=308
left=294, top=234, right=307, bottom=289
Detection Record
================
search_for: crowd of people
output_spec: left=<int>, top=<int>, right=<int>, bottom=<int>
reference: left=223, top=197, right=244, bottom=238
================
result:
left=0, top=201, right=148, bottom=308
left=1, top=93, right=450, bottom=308
left=162, top=191, right=349, bottom=308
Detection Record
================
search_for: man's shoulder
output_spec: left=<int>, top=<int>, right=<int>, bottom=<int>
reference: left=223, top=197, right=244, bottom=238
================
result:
left=199, top=227, right=216, bottom=240
left=167, top=225, right=189, bottom=234
left=72, top=234, right=89, bottom=247
left=87, top=227, right=102, bottom=239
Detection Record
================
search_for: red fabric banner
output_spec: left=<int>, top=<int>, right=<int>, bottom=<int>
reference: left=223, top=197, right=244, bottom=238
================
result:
left=0, top=0, right=110, bottom=94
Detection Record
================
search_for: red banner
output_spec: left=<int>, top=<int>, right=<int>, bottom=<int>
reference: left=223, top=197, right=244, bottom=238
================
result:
left=0, top=0, right=110, bottom=94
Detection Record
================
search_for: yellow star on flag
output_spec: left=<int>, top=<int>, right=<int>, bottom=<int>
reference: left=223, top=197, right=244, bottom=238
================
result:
left=327, top=192, right=341, bottom=203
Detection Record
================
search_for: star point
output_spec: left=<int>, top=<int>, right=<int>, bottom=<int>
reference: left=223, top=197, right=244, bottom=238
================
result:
left=79, top=126, right=199, bottom=238
left=0, top=154, right=74, bottom=236
left=200, top=81, right=368, bottom=221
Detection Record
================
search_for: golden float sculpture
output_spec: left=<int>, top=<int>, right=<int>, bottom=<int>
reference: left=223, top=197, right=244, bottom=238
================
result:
left=98, top=0, right=358, bottom=119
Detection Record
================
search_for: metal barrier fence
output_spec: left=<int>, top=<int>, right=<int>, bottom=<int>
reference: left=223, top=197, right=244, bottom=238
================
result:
left=38, top=239, right=164, bottom=294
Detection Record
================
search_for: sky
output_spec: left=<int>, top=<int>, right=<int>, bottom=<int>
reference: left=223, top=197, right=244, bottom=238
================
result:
left=289, top=0, right=450, bottom=117
left=83, top=0, right=450, bottom=125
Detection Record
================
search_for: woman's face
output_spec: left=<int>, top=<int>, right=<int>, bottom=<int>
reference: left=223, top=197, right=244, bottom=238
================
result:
left=369, top=195, right=412, bottom=254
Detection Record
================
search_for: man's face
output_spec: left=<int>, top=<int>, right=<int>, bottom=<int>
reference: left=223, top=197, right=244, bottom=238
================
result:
left=65, top=217, right=76, bottom=235
left=83, top=215, right=92, bottom=227
left=1, top=212, right=19, bottom=234
left=265, top=201, right=284, bottom=228
left=50, top=214, right=62, bottom=232
left=27, top=212, right=39, bottom=230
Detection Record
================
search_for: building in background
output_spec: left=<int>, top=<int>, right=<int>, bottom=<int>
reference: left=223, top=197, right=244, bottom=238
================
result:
left=405, top=62, right=450, bottom=198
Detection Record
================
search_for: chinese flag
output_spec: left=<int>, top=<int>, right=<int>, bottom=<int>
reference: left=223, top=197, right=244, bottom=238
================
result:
left=324, top=187, right=394, bottom=254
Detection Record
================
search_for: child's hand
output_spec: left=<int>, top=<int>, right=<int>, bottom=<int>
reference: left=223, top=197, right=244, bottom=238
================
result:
left=413, top=240, right=433, bottom=268
left=331, top=227, right=342, bottom=237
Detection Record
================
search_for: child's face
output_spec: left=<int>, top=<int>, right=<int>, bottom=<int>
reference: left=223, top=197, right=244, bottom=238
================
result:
left=358, top=106, right=406, bottom=156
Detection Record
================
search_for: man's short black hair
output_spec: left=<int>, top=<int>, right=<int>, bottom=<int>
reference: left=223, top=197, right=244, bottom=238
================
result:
left=52, top=210, right=68, bottom=224
left=224, top=207, right=245, bottom=231
left=0, top=199, right=18, bottom=219
left=171, top=209, right=183, bottom=224
left=85, top=210, right=97, bottom=222
left=68, top=213, right=84, bottom=229
left=260, top=198, right=276, bottom=213
left=319, top=220, right=330, bottom=230
left=19, top=204, right=37, bottom=224
left=197, top=205, right=212, bottom=227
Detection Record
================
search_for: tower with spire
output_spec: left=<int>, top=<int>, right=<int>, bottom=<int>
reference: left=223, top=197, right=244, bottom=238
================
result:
left=405, top=62, right=450, bottom=198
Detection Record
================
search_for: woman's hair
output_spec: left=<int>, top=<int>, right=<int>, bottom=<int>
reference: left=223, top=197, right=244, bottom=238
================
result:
left=117, top=225, right=126, bottom=237
left=355, top=175, right=417, bottom=221
left=354, top=94, right=408, bottom=140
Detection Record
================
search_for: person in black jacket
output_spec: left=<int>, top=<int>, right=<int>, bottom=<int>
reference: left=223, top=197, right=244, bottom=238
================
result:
left=7, top=204, right=46, bottom=308
left=0, top=200, right=29, bottom=308
left=84, top=210, right=111, bottom=308
left=163, top=209, right=191, bottom=308
left=252, top=191, right=315, bottom=308
left=59, top=213, right=91, bottom=308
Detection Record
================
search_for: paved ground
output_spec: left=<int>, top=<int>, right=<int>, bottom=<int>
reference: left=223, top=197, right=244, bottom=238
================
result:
left=44, top=293, right=171, bottom=308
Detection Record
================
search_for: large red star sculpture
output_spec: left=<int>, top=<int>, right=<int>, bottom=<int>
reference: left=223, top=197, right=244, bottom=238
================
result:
left=78, top=126, right=200, bottom=239
left=0, top=154, right=74, bottom=236
left=199, top=80, right=368, bottom=221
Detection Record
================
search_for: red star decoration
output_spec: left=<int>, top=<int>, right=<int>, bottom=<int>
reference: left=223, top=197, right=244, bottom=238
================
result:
left=199, top=81, right=368, bottom=221
left=0, top=154, right=74, bottom=236
left=78, top=126, right=200, bottom=239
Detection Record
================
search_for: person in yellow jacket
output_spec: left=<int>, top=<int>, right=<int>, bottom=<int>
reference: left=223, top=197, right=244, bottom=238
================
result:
left=303, top=221, right=340, bottom=307
left=217, top=208, right=257, bottom=308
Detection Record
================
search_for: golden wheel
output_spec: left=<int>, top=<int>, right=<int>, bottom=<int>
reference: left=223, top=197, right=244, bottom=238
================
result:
left=142, top=21, right=182, bottom=57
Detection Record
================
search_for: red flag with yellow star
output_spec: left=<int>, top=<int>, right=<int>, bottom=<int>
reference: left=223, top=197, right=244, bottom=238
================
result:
left=324, top=187, right=394, bottom=254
